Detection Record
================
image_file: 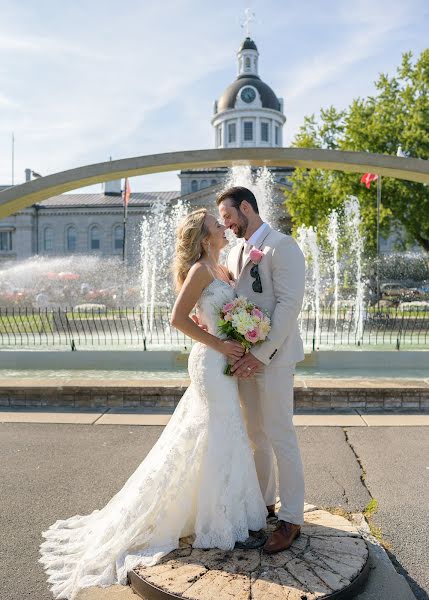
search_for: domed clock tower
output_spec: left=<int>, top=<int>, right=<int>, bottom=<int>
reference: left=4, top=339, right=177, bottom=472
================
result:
left=212, top=37, right=286, bottom=148
left=179, top=34, right=293, bottom=225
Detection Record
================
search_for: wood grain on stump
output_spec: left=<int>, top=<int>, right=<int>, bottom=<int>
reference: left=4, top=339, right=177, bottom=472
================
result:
left=129, top=506, right=369, bottom=600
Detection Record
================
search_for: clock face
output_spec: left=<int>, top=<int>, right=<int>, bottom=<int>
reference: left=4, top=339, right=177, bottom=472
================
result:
left=241, top=87, right=256, bottom=103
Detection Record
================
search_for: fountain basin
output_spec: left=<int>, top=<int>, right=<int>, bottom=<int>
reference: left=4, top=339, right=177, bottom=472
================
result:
left=1, top=350, right=428, bottom=413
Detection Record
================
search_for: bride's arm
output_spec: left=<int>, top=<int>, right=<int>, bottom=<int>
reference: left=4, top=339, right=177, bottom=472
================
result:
left=170, top=263, right=243, bottom=361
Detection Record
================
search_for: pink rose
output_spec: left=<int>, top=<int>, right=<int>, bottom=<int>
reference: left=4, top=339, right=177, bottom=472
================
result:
left=252, top=308, right=263, bottom=319
left=244, top=328, right=260, bottom=343
left=223, top=302, right=234, bottom=313
left=249, top=248, right=264, bottom=264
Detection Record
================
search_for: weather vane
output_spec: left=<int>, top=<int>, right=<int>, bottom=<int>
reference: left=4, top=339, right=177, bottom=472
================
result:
left=241, top=8, right=256, bottom=38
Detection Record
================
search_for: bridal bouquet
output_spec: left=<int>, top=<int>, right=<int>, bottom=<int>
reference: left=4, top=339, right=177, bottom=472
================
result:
left=218, top=296, right=271, bottom=375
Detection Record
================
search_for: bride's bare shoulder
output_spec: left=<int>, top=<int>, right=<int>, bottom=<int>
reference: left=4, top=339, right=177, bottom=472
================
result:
left=184, top=262, right=212, bottom=287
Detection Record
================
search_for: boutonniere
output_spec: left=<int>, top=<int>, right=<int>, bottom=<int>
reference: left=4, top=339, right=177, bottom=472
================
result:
left=249, top=248, right=264, bottom=264
left=249, top=248, right=263, bottom=293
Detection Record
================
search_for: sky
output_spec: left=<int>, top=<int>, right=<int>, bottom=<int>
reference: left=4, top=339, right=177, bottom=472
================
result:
left=1, top=0, right=428, bottom=193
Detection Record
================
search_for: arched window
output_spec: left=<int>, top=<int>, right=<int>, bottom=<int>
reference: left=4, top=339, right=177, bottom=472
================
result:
left=211, top=179, right=217, bottom=186
left=0, top=231, right=12, bottom=252
left=245, top=57, right=251, bottom=70
left=200, top=180, right=208, bottom=189
left=66, top=227, right=77, bottom=252
left=191, top=180, right=198, bottom=192
left=90, top=226, right=101, bottom=250
left=114, top=225, right=123, bottom=251
left=280, top=177, right=286, bottom=184
left=44, top=227, right=54, bottom=251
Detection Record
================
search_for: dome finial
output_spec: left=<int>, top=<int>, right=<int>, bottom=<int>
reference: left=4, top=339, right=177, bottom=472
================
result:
left=241, top=7, right=256, bottom=38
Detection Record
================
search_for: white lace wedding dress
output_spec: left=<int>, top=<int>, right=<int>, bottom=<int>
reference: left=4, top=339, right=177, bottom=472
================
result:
left=39, top=279, right=267, bottom=599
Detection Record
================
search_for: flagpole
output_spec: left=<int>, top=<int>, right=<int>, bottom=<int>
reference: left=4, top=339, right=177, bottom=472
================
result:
left=11, top=133, right=15, bottom=185
left=122, top=195, right=127, bottom=263
left=376, top=175, right=382, bottom=303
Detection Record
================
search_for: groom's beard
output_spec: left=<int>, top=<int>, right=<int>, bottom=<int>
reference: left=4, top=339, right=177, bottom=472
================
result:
left=235, top=214, right=249, bottom=238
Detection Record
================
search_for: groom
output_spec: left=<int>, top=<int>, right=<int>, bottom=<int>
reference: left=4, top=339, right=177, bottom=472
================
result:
left=217, top=186, right=306, bottom=554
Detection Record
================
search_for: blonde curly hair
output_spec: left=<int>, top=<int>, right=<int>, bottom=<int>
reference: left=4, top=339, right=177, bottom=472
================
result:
left=173, top=208, right=209, bottom=291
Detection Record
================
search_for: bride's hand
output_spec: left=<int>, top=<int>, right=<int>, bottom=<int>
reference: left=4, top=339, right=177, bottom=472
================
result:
left=218, top=339, right=245, bottom=360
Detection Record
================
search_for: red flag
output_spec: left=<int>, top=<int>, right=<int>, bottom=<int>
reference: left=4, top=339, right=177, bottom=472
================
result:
left=360, top=173, right=378, bottom=189
left=123, top=178, right=131, bottom=207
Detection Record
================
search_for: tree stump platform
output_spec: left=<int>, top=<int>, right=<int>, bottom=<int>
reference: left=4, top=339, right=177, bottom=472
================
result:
left=128, top=505, right=370, bottom=600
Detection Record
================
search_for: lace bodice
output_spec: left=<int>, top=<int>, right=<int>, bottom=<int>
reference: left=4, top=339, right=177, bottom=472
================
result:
left=196, top=279, right=235, bottom=337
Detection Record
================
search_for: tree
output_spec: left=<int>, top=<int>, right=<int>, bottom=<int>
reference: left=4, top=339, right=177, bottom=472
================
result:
left=285, top=50, right=429, bottom=254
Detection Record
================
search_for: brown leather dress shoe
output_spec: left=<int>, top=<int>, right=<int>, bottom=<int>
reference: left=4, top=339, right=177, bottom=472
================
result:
left=263, top=520, right=301, bottom=554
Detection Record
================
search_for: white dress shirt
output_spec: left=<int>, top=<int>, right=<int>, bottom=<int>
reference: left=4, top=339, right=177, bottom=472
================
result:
left=246, top=222, right=269, bottom=247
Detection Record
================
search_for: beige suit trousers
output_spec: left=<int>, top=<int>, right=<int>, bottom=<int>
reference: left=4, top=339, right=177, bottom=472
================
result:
left=238, top=366, right=305, bottom=525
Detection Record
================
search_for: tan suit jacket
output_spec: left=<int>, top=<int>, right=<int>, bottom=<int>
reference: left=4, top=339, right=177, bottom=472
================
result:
left=227, top=225, right=305, bottom=367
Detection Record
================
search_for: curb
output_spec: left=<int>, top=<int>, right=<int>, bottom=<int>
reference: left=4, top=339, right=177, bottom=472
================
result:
left=352, top=514, right=417, bottom=599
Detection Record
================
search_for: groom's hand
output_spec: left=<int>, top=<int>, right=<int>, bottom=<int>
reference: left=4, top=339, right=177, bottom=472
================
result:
left=231, top=352, right=264, bottom=378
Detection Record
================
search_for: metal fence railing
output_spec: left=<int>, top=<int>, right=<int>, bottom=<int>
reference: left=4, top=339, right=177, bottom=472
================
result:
left=299, top=304, right=429, bottom=350
left=0, top=305, right=428, bottom=350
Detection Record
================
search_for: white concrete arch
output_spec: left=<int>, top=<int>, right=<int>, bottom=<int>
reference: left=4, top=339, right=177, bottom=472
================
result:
left=1, top=147, right=428, bottom=219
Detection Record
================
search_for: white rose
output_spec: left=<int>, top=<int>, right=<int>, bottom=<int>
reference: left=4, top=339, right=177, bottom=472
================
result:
left=232, top=311, right=255, bottom=335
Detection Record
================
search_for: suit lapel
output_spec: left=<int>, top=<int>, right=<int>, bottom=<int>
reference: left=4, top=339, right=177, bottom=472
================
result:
left=230, top=241, right=245, bottom=280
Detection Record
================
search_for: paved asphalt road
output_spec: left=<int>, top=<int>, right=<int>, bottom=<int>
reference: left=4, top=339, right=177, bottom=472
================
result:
left=0, top=423, right=427, bottom=600
left=346, top=427, right=429, bottom=600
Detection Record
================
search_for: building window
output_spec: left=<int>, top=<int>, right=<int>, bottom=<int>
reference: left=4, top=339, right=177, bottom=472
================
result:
left=275, top=125, right=280, bottom=145
left=200, top=180, right=208, bottom=189
left=191, top=180, right=198, bottom=192
left=0, top=231, right=12, bottom=252
left=66, top=227, right=77, bottom=252
left=244, top=121, right=253, bottom=141
left=44, top=228, right=54, bottom=251
left=228, top=122, right=236, bottom=143
left=90, top=226, right=101, bottom=250
left=261, top=122, right=269, bottom=142
left=211, top=179, right=217, bottom=186
left=280, top=177, right=286, bottom=184
left=217, top=126, right=222, bottom=146
left=245, top=57, right=251, bottom=71
left=114, top=225, right=123, bottom=250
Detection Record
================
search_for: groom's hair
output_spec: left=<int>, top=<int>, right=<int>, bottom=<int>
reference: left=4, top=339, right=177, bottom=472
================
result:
left=216, top=186, right=259, bottom=214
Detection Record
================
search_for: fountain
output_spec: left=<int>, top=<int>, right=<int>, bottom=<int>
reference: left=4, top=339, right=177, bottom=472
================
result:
left=0, top=254, right=139, bottom=309
left=223, top=165, right=279, bottom=227
left=0, top=167, right=427, bottom=352
left=139, top=197, right=188, bottom=337
left=328, top=211, right=339, bottom=327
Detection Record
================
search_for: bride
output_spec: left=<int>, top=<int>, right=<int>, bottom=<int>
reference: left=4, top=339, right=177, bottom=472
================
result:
left=39, top=208, right=267, bottom=600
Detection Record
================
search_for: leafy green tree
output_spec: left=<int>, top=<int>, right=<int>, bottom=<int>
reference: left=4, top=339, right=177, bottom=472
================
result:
left=286, top=50, right=429, bottom=253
